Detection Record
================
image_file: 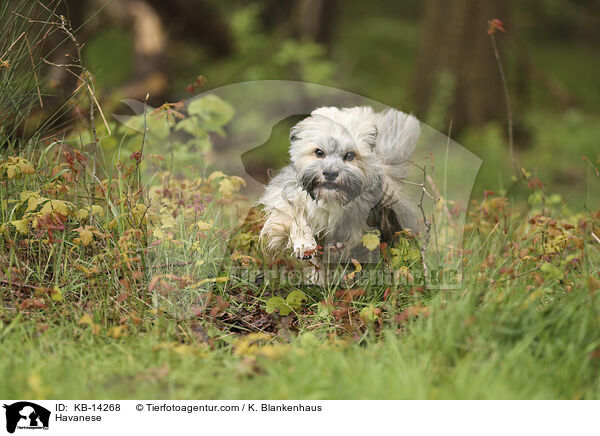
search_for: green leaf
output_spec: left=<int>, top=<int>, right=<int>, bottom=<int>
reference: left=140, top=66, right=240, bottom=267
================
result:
left=359, top=304, right=380, bottom=322
left=10, top=219, right=29, bottom=235
left=187, top=95, right=235, bottom=131
left=146, top=114, right=171, bottom=139
left=191, top=136, right=212, bottom=152
left=265, top=297, right=291, bottom=316
left=286, top=290, right=307, bottom=309
left=174, top=117, right=210, bottom=138
left=265, top=291, right=306, bottom=316
left=361, top=231, right=380, bottom=251
left=119, top=113, right=170, bottom=139
left=51, top=286, right=63, bottom=302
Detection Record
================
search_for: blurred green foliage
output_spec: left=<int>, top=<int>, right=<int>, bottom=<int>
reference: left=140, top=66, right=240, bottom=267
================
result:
left=76, top=0, right=600, bottom=208
left=83, top=27, right=133, bottom=87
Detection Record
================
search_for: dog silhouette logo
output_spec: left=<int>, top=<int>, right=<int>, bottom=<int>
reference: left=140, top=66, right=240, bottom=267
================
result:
left=3, top=402, right=50, bottom=434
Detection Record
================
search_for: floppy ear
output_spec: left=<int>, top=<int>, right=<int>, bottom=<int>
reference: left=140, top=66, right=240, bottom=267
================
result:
left=289, top=126, right=299, bottom=142
left=366, top=126, right=378, bottom=150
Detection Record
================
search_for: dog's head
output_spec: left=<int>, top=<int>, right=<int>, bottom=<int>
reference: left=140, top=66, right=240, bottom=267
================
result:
left=289, top=106, right=381, bottom=205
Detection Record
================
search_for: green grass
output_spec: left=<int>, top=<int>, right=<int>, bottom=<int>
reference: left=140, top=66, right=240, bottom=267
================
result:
left=2, top=268, right=600, bottom=399
left=2, top=196, right=599, bottom=399
left=1, top=90, right=599, bottom=400
left=2, top=0, right=600, bottom=401
left=1, top=90, right=599, bottom=402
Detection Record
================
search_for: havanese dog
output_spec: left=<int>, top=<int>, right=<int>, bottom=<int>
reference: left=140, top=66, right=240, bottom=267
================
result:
left=259, top=106, right=420, bottom=264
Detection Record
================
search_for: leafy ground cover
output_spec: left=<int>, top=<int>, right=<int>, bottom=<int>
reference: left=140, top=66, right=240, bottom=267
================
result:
left=1, top=1, right=599, bottom=400
left=1, top=112, right=599, bottom=398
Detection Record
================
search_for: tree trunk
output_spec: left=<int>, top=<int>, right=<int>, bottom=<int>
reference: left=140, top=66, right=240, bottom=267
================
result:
left=294, top=0, right=337, bottom=44
left=263, top=0, right=337, bottom=46
left=415, top=0, right=508, bottom=131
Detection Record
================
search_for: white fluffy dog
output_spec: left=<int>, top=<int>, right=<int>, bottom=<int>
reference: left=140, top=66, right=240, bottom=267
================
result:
left=259, top=106, right=420, bottom=261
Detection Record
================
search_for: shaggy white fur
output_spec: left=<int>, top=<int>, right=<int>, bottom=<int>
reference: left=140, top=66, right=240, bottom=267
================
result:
left=259, top=106, right=420, bottom=261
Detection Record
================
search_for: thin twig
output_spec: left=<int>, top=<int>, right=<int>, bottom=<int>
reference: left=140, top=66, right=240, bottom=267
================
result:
left=42, top=58, right=80, bottom=68
left=24, top=34, right=43, bottom=108
left=582, top=157, right=600, bottom=178
left=426, top=174, right=452, bottom=222
left=11, top=13, right=58, bottom=26
left=49, top=14, right=101, bottom=179
left=86, top=81, right=111, bottom=135
left=0, top=31, right=26, bottom=59
left=397, top=177, right=436, bottom=197
left=136, top=93, right=150, bottom=191
left=488, top=21, right=516, bottom=173
left=36, top=0, right=60, bottom=15
left=418, top=164, right=432, bottom=284
left=0, top=279, right=38, bottom=290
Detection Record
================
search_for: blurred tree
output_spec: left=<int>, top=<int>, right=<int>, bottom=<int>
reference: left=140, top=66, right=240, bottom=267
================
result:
left=292, top=0, right=337, bottom=44
left=415, top=0, right=508, bottom=131
left=262, top=0, right=336, bottom=45
left=100, top=0, right=168, bottom=100
left=145, top=0, right=233, bottom=57
left=45, top=0, right=168, bottom=102
left=53, top=0, right=233, bottom=103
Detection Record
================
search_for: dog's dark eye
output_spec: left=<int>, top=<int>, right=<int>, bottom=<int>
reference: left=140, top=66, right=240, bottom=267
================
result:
left=315, top=149, right=325, bottom=158
left=344, top=151, right=355, bottom=162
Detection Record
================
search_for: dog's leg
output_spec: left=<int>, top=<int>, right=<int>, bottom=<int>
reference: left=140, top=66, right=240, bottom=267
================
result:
left=260, top=210, right=292, bottom=253
left=261, top=208, right=316, bottom=259
left=290, top=217, right=317, bottom=260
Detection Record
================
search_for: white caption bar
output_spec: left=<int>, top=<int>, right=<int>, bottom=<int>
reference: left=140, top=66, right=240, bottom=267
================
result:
left=0, top=400, right=596, bottom=435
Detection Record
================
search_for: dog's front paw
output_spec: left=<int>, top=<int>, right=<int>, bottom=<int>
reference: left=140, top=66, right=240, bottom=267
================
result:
left=292, top=239, right=318, bottom=260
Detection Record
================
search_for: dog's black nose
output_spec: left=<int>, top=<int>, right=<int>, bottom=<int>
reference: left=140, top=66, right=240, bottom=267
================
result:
left=323, top=169, right=339, bottom=181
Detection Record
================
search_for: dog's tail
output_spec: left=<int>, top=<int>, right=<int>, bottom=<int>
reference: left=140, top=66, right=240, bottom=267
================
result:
left=374, top=109, right=420, bottom=180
